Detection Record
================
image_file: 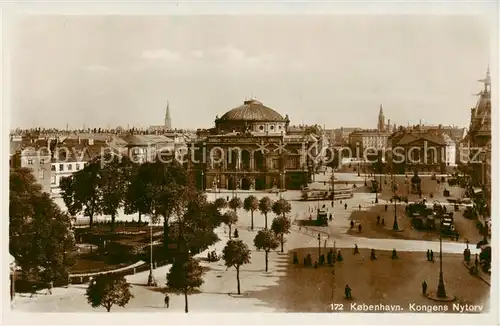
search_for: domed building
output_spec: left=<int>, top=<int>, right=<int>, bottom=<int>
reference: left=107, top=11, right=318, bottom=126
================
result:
left=189, top=99, right=315, bottom=191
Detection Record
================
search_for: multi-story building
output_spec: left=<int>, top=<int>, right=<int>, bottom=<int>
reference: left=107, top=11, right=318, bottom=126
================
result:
left=121, top=134, right=176, bottom=164
left=349, top=129, right=392, bottom=160
left=189, top=99, right=314, bottom=190
left=10, top=137, right=52, bottom=194
left=388, top=126, right=447, bottom=174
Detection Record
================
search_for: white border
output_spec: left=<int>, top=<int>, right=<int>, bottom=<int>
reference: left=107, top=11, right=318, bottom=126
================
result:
left=1, top=1, right=499, bottom=325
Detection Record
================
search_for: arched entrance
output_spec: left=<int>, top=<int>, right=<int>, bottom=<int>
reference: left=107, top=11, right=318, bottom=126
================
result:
left=255, top=176, right=266, bottom=190
left=254, top=150, right=265, bottom=171
left=241, top=150, right=251, bottom=170
left=241, top=178, right=251, bottom=190
left=227, top=176, right=237, bottom=190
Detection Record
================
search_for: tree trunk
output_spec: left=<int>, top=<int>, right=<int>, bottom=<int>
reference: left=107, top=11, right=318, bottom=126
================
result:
left=110, top=214, right=116, bottom=231
left=106, top=305, right=111, bottom=312
left=184, top=289, right=189, bottom=313
left=280, top=236, right=284, bottom=253
left=265, top=251, right=269, bottom=272
left=264, top=213, right=268, bottom=229
left=228, top=224, right=232, bottom=240
left=89, top=213, right=94, bottom=228
left=138, top=211, right=142, bottom=224
left=163, top=220, right=170, bottom=255
left=251, top=211, right=254, bottom=230
left=236, top=266, right=241, bottom=295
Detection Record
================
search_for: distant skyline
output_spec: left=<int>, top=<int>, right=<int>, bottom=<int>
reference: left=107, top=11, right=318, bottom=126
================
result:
left=10, top=15, right=491, bottom=130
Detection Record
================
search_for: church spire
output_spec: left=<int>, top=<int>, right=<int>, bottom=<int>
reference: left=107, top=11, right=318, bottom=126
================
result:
left=164, top=101, right=172, bottom=130
left=378, top=104, right=386, bottom=131
left=478, top=65, right=491, bottom=93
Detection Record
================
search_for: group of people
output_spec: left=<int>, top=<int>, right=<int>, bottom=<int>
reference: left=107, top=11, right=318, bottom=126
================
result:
left=426, top=249, right=435, bottom=262
left=207, top=250, right=219, bottom=262
left=349, top=220, right=363, bottom=233
left=376, top=215, right=386, bottom=226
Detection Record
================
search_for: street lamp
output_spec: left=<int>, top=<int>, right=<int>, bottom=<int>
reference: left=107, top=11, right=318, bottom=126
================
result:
left=392, top=182, right=399, bottom=231
left=147, top=216, right=156, bottom=286
left=436, top=219, right=447, bottom=298
left=317, top=233, right=321, bottom=260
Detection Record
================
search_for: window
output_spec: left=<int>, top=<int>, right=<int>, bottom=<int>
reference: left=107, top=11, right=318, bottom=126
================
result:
left=38, top=171, right=44, bottom=179
left=270, top=125, right=274, bottom=130
left=40, top=159, right=45, bottom=164
left=59, top=164, right=64, bottom=171
left=259, top=125, right=264, bottom=131
left=51, top=175, right=56, bottom=184
left=67, top=164, right=73, bottom=171
left=27, top=159, right=33, bottom=165
left=51, top=165, right=56, bottom=171
left=76, top=163, right=81, bottom=170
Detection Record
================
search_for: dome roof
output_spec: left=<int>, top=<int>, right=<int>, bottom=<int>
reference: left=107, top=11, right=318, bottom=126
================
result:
left=219, top=100, right=286, bottom=122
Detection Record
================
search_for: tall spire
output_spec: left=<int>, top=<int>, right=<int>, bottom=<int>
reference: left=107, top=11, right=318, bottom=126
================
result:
left=164, top=101, right=172, bottom=130
left=478, top=65, right=491, bottom=93
left=378, top=104, right=386, bottom=131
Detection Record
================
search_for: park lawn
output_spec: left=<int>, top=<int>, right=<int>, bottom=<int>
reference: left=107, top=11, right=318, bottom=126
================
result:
left=71, top=256, right=127, bottom=274
left=248, top=248, right=490, bottom=313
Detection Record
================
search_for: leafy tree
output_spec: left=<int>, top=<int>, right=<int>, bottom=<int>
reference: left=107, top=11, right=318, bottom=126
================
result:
left=123, top=162, right=147, bottom=224
left=166, top=257, right=204, bottom=313
left=169, top=192, right=222, bottom=256
left=258, top=196, right=273, bottom=229
left=134, top=160, right=190, bottom=253
left=253, top=229, right=279, bottom=272
left=243, top=195, right=259, bottom=231
left=85, top=273, right=133, bottom=312
left=228, top=196, right=242, bottom=212
left=98, top=155, right=130, bottom=231
left=272, top=198, right=291, bottom=218
left=222, top=240, right=251, bottom=295
left=271, top=216, right=292, bottom=253
left=10, top=168, right=75, bottom=284
left=222, top=211, right=238, bottom=240
left=214, top=197, right=228, bottom=210
left=60, top=159, right=102, bottom=227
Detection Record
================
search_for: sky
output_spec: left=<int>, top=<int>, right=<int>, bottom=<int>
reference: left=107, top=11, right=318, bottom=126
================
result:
left=10, top=15, right=491, bottom=130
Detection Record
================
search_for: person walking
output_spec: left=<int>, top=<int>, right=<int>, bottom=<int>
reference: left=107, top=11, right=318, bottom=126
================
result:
left=164, top=293, right=170, bottom=308
left=344, top=203, right=348, bottom=210
left=47, top=280, right=53, bottom=295
left=421, top=280, right=428, bottom=296
left=344, top=284, right=352, bottom=299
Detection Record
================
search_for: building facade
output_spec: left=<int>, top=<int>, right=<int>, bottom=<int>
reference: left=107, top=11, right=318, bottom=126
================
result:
left=349, top=129, right=391, bottom=159
left=189, top=99, right=314, bottom=191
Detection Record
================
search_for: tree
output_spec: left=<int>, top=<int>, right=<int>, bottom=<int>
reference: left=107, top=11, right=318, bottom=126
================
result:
left=253, top=229, right=279, bottom=272
left=259, top=196, right=273, bottom=229
left=228, top=196, right=242, bottom=212
left=166, top=257, right=204, bottom=313
left=98, top=154, right=130, bottom=231
left=243, top=195, right=259, bottom=231
left=222, top=240, right=251, bottom=295
left=271, top=216, right=292, bottom=253
left=123, top=162, right=147, bottom=224
left=85, top=273, right=133, bottom=312
left=214, top=197, right=228, bottom=210
left=60, top=159, right=102, bottom=228
left=272, top=198, right=291, bottom=218
left=222, top=211, right=238, bottom=240
left=10, top=168, right=75, bottom=284
left=169, top=192, right=222, bottom=256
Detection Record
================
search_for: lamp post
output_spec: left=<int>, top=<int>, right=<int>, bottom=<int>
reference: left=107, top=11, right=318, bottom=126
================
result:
left=364, top=166, right=367, bottom=187
left=147, top=216, right=155, bottom=286
left=436, top=219, right=447, bottom=298
left=392, top=182, right=399, bottom=231
left=317, top=233, right=321, bottom=260
left=358, top=162, right=361, bottom=176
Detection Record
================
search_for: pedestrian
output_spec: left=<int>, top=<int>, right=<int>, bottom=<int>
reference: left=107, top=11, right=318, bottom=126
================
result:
left=376, top=215, right=380, bottom=225
left=234, top=228, right=239, bottom=238
left=381, top=218, right=385, bottom=226
left=331, top=201, right=334, bottom=207
left=47, top=280, right=53, bottom=295
left=344, top=203, right=347, bottom=210
left=358, top=204, right=361, bottom=210
left=340, top=200, right=342, bottom=204
left=350, top=220, right=354, bottom=230
left=426, top=250, right=430, bottom=261
left=370, top=249, right=377, bottom=260
left=430, top=250, right=434, bottom=262
left=226, top=196, right=229, bottom=201
left=354, top=244, right=359, bottom=254
left=358, top=224, right=362, bottom=233
left=422, top=280, right=428, bottom=296
left=164, top=293, right=170, bottom=308
left=329, top=213, right=333, bottom=221
left=345, top=284, right=352, bottom=299
left=391, top=249, right=398, bottom=259
left=385, top=204, right=388, bottom=212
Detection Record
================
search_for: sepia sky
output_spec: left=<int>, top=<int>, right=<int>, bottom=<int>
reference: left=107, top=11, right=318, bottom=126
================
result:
left=10, top=15, right=491, bottom=130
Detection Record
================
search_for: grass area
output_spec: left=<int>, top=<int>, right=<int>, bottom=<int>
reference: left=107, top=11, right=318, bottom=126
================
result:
left=248, top=248, right=490, bottom=313
left=71, top=255, right=127, bottom=274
